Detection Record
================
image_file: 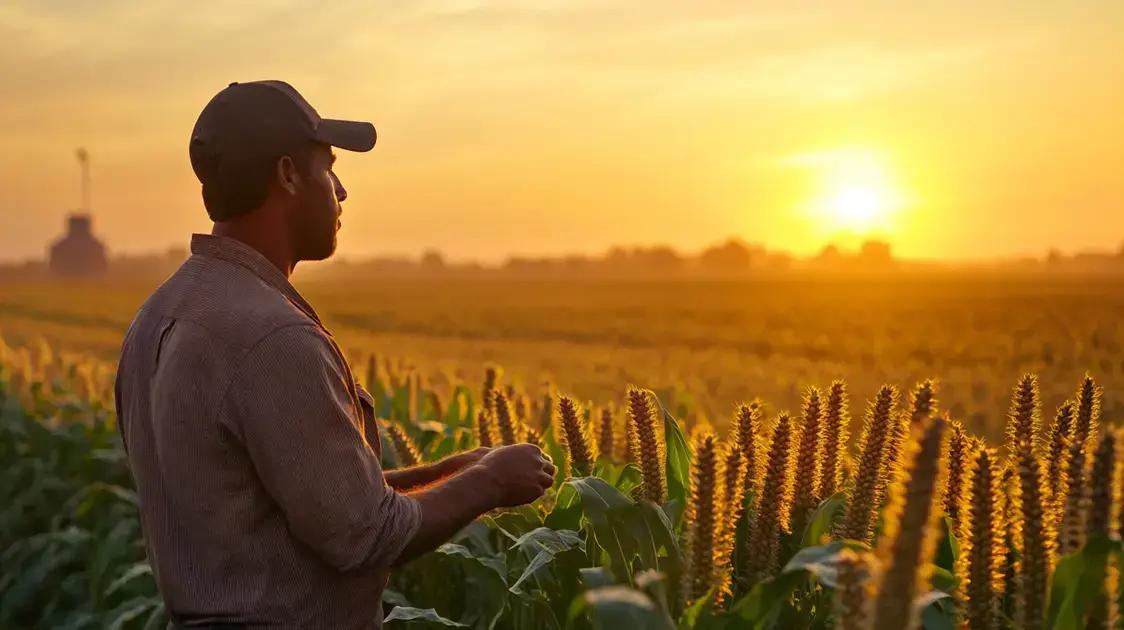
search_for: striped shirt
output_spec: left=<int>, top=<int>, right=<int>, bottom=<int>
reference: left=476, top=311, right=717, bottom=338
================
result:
left=114, top=233, right=421, bottom=629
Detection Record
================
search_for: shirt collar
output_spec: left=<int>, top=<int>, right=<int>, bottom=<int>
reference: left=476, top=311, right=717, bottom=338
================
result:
left=189, top=233, right=322, bottom=325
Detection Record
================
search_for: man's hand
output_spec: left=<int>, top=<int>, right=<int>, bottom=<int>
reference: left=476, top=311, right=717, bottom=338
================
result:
left=473, top=444, right=556, bottom=508
left=396, top=443, right=557, bottom=564
left=440, top=446, right=492, bottom=475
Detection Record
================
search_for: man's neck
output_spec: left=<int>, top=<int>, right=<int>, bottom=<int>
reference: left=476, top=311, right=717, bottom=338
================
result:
left=211, top=220, right=296, bottom=278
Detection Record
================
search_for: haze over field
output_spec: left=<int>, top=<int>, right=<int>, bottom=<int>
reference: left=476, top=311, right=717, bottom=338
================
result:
left=2, top=1, right=1122, bottom=264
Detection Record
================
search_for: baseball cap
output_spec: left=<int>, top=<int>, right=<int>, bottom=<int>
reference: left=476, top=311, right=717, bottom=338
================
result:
left=189, top=80, right=376, bottom=184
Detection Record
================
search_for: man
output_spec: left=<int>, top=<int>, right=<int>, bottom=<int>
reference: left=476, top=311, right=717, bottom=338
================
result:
left=114, top=80, right=555, bottom=629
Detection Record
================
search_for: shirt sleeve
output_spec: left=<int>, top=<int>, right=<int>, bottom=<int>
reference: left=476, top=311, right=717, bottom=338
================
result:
left=223, top=324, right=422, bottom=574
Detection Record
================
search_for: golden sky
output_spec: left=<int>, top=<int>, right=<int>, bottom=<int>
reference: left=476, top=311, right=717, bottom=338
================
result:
left=1, top=1, right=1122, bottom=263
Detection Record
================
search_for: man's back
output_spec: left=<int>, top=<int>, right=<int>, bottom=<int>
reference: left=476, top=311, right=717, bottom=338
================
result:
left=115, top=234, right=420, bottom=628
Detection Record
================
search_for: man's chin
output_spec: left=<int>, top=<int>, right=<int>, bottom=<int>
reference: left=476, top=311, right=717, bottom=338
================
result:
left=299, top=238, right=337, bottom=263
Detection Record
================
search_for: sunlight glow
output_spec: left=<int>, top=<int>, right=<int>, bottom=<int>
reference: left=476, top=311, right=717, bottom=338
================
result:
left=827, top=183, right=888, bottom=232
left=788, top=148, right=905, bottom=239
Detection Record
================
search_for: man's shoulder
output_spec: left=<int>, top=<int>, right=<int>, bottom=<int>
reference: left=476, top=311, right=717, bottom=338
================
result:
left=132, top=254, right=317, bottom=354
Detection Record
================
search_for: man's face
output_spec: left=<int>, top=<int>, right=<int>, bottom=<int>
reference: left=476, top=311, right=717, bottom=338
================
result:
left=290, top=143, right=347, bottom=262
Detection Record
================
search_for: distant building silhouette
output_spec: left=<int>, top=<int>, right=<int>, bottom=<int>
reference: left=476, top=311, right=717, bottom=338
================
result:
left=49, top=214, right=108, bottom=277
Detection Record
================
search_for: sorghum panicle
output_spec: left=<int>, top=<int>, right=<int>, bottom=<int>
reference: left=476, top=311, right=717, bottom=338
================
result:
left=964, top=447, right=1005, bottom=630
left=475, top=408, right=495, bottom=448
left=558, top=395, right=594, bottom=477
left=944, top=419, right=971, bottom=533
left=596, top=404, right=615, bottom=463
left=732, top=401, right=763, bottom=502
left=841, top=385, right=899, bottom=543
left=1006, top=374, right=1051, bottom=630
left=870, top=416, right=948, bottom=630
left=1046, top=400, right=1075, bottom=503
left=683, top=432, right=723, bottom=603
left=387, top=422, right=423, bottom=468
left=747, top=413, right=794, bottom=581
left=627, top=387, right=667, bottom=505
left=482, top=364, right=502, bottom=415
left=820, top=380, right=851, bottom=499
left=493, top=390, right=520, bottom=445
left=790, top=387, right=824, bottom=534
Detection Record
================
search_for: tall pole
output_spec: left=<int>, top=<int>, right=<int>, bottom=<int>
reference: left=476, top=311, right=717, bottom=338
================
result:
left=76, top=148, right=90, bottom=211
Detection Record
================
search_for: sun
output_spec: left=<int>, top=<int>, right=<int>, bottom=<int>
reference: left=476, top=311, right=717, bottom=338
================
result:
left=827, top=183, right=889, bottom=233
left=790, top=147, right=904, bottom=239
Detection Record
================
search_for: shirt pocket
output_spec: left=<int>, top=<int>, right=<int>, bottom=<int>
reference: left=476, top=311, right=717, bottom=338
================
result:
left=152, top=317, right=177, bottom=374
left=356, top=384, right=383, bottom=457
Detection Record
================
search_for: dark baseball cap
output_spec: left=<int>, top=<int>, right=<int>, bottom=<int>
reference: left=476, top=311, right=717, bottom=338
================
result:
left=189, top=80, right=376, bottom=183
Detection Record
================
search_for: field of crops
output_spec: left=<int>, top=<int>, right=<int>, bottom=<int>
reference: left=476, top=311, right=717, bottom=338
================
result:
left=3, top=275, right=1124, bottom=442
left=3, top=304, right=1123, bottom=628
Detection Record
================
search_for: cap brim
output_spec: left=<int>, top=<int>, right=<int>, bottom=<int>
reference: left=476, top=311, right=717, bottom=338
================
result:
left=315, top=119, right=377, bottom=152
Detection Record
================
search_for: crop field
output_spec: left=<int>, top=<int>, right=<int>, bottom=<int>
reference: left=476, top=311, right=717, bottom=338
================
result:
left=3, top=274, right=1124, bottom=628
left=3, top=275, right=1124, bottom=441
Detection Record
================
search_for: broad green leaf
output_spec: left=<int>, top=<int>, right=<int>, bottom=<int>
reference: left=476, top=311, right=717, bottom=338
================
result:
left=104, top=562, right=152, bottom=597
left=933, top=517, right=959, bottom=574
left=780, top=540, right=867, bottom=588
left=731, top=541, right=869, bottom=626
left=566, top=477, right=635, bottom=515
left=799, top=492, right=846, bottom=548
left=508, top=528, right=585, bottom=596
left=384, top=606, right=468, bottom=627
left=569, top=585, right=676, bottom=630
left=1047, top=535, right=1119, bottom=630
left=510, top=527, right=584, bottom=556
left=437, top=542, right=507, bottom=578
left=544, top=483, right=582, bottom=531
left=580, top=567, right=614, bottom=589
left=928, top=565, right=957, bottom=593
left=106, top=596, right=160, bottom=630
left=383, top=588, right=411, bottom=607
left=434, top=543, right=507, bottom=629
left=678, top=587, right=716, bottom=628
left=654, top=397, right=691, bottom=516
left=918, top=591, right=954, bottom=630
left=510, top=548, right=557, bottom=595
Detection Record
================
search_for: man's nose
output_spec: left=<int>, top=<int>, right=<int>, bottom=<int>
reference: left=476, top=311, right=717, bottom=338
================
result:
left=331, top=171, right=347, bottom=203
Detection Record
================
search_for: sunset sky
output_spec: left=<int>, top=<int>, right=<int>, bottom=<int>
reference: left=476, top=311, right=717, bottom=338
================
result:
left=1, top=1, right=1122, bottom=263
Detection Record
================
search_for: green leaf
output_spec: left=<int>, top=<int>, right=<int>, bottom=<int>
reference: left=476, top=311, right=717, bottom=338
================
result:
left=510, top=549, right=557, bottom=595
left=933, top=517, right=959, bottom=574
left=566, top=477, right=635, bottom=515
left=780, top=540, right=867, bottom=588
left=730, top=541, right=869, bottom=626
left=507, top=528, right=585, bottom=596
left=104, top=562, right=153, bottom=597
left=580, top=567, right=614, bottom=589
left=434, top=544, right=507, bottom=629
left=569, top=585, right=676, bottom=630
left=383, top=588, right=411, bottom=607
left=544, top=483, right=582, bottom=531
left=678, top=586, right=716, bottom=627
left=384, top=606, right=468, bottom=627
left=799, top=492, right=846, bottom=548
left=1047, top=535, right=1119, bottom=630
left=928, top=565, right=957, bottom=593
left=918, top=591, right=954, bottom=630
left=653, top=397, right=691, bottom=515
left=106, top=596, right=160, bottom=630
left=443, top=387, right=465, bottom=427
left=510, top=527, right=584, bottom=556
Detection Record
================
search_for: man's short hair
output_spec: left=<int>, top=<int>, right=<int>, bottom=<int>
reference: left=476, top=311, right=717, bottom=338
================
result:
left=197, top=144, right=315, bottom=222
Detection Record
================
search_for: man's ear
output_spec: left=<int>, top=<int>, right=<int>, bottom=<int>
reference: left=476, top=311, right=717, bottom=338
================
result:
left=276, top=155, right=299, bottom=196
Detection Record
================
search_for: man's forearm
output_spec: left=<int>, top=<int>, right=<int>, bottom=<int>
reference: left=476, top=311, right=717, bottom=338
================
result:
left=385, top=461, right=451, bottom=491
left=393, top=464, right=500, bottom=565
